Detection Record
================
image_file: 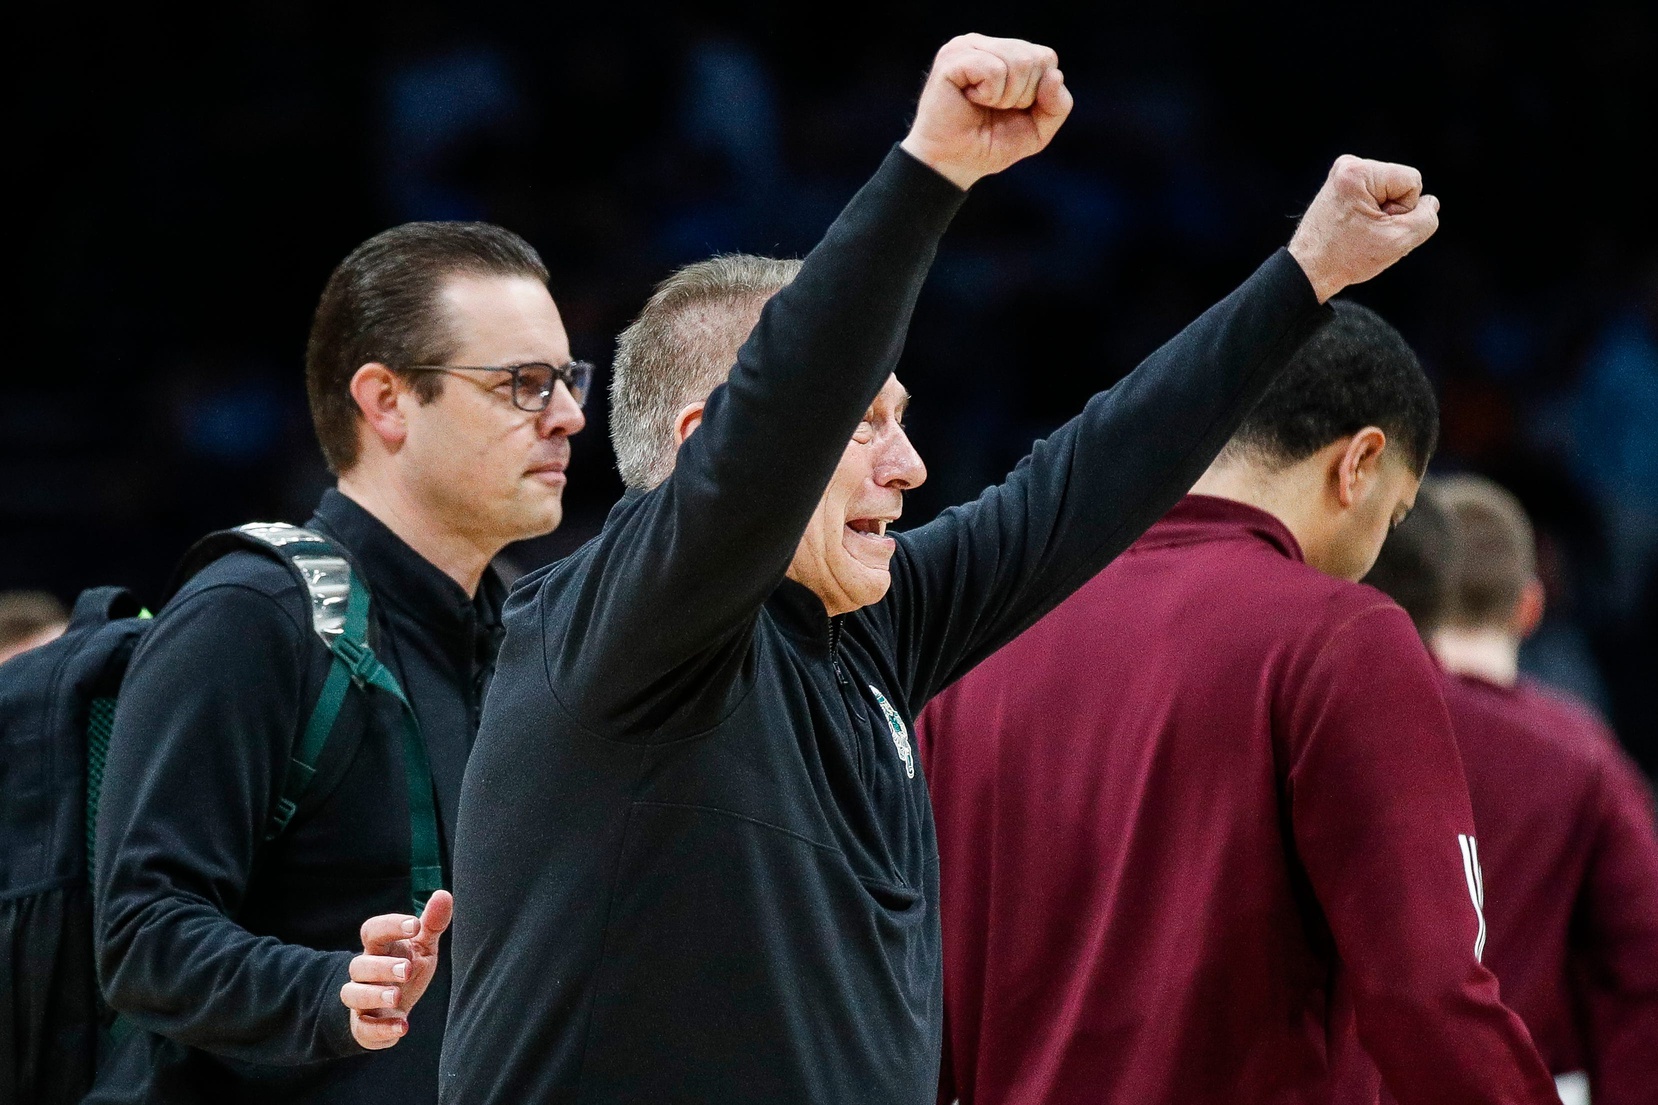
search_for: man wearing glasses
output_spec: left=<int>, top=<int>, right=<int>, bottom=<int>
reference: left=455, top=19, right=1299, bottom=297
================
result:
left=88, top=222, right=586, bottom=1104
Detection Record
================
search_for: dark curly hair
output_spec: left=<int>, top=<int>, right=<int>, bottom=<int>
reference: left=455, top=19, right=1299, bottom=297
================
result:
left=1219, top=299, right=1438, bottom=474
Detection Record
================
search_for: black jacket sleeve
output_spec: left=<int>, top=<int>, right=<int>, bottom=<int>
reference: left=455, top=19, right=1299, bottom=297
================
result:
left=93, top=579, right=359, bottom=1064
left=542, top=146, right=967, bottom=739
left=889, top=249, right=1330, bottom=706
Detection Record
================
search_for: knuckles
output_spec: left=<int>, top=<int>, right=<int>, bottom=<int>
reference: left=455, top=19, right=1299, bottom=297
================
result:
left=1331, top=157, right=1370, bottom=194
left=1331, top=153, right=1364, bottom=176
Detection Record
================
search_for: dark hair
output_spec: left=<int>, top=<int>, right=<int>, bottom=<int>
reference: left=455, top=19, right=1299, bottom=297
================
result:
left=1219, top=300, right=1439, bottom=474
left=305, top=221, right=550, bottom=473
left=1362, top=483, right=1458, bottom=637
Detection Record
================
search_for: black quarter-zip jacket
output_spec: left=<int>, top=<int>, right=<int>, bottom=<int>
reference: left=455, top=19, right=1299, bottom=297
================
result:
left=91, top=490, right=503, bottom=1104
left=442, top=147, right=1329, bottom=1105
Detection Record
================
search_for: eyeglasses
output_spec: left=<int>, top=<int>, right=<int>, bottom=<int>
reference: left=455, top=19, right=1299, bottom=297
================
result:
left=401, top=361, right=595, bottom=411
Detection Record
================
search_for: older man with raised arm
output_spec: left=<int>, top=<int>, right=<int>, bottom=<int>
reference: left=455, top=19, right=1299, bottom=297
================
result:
left=442, top=33, right=1438, bottom=1105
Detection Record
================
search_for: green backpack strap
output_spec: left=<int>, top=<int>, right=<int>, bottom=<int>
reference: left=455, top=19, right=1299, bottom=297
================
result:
left=227, top=523, right=443, bottom=913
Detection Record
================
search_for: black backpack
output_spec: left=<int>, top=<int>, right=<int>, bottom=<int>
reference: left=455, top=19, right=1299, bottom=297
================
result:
left=0, top=522, right=443, bottom=1105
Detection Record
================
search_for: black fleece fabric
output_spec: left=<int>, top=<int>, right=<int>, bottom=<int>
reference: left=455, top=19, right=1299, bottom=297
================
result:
left=90, top=490, right=503, bottom=1104
left=442, top=145, right=1329, bottom=1105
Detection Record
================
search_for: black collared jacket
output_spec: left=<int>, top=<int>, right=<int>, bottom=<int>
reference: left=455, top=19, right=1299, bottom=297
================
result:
left=91, top=489, right=503, bottom=1104
left=443, top=146, right=1328, bottom=1104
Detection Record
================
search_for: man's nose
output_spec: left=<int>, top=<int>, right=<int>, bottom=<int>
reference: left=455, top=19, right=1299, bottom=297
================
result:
left=876, top=428, right=927, bottom=491
left=538, top=380, right=587, bottom=437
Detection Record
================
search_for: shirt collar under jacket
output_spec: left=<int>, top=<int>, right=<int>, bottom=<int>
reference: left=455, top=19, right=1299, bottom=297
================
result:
left=310, top=488, right=505, bottom=651
left=1138, top=494, right=1306, bottom=564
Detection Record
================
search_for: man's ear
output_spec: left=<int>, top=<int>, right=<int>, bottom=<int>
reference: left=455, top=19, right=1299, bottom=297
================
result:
left=349, top=364, right=410, bottom=452
left=1334, top=427, right=1389, bottom=509
left=1510, top=577, right=1546, bottom=640
left=674, top=401, right=707, bottom=447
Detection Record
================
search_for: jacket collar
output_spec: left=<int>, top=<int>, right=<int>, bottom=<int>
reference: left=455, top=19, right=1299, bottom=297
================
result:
left=1138, top=494, right=1305, bottom=563
left=767, top=577, right=838, bottom=649
left=308, top=488, right=504, bottom=647
left=606, top=486, right=648, bottom=527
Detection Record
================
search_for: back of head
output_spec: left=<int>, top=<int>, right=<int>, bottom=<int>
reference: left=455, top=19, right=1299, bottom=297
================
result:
left=0, top=590, right=70, bottom=663
left=610, top=254, right=802, bottom=490
left=1435, top=474, right=1536, bottom=629
left=1218, top=300, right=1439, bottom=475
left=1363, top=484, right=1459, bottom=636
left=306, top=221, right=550, bottom=474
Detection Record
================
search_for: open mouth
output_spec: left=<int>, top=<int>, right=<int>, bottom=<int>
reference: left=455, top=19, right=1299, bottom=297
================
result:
left=843, top=516, right=897, bottom=563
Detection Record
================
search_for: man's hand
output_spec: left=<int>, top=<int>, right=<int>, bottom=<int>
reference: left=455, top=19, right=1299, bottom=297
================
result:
left=1288, top=155, right=1441, bottom=303
left=340, top=890, right=453, bottom=1050
left=900, top=34, right=1072, bottom=191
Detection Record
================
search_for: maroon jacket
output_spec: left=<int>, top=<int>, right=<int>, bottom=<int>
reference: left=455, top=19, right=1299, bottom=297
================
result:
left=916, top=495, right=1556, bottom=1105
left=1434, top=671, right=1658, bottom=1105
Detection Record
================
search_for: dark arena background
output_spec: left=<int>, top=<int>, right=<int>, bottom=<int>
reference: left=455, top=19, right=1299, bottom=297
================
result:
left=5, top=2, right=1655, bottom=771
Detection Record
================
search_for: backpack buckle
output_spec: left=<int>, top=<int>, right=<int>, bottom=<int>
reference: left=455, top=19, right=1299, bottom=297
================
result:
left=266, top=796, right=299, bottom=840
left=331, top=636, right=382, bottom=688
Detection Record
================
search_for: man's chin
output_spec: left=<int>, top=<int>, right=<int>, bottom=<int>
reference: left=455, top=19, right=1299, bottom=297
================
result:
left=843, top=565, right=893, bottom=612
left=506, top=498, right=564, bottom=544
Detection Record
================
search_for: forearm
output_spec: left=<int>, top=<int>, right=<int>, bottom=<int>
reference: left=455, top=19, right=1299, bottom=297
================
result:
left=1316, top=808, right=1556, bottom=1104
left=559, top=148, right=966, bottom=717
left=1045, top=249, right=1326, bottom=568
left=1357, top=981, right=1556, bottom=1104
left=674, top=145, right=965, bottom=569
left=92, top=581, right=356, bottom=1063
left=1323, top=830, right=1559, bottom=1105
left=98, top=894, right=358, bottom=1063
left=896, top=249, right=1328, bottom=698
left=1294, top=614, right=1555, bottom=1103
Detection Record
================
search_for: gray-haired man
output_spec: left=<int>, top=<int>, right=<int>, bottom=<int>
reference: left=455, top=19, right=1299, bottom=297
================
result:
left=443, top=33, right=1439, bottom=1105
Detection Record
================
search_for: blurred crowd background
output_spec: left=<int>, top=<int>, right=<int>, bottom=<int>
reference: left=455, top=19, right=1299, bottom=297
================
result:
left=5, top=3, right=1654, bottom=769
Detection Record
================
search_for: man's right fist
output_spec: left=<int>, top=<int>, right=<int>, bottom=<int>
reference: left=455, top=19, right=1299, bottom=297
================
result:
left=900, top=34, right=1072, bottom=191
left=1288, top=155, right=1441, bottom=303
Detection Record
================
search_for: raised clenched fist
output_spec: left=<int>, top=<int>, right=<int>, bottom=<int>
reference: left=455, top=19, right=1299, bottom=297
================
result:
left=900, top=34, right=1073, bottom=191
left=1288, top=155, right=1441, bottom=303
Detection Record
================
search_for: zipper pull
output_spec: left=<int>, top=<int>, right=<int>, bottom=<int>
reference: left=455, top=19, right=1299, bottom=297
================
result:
left=829, top=618, right=850, bottom=687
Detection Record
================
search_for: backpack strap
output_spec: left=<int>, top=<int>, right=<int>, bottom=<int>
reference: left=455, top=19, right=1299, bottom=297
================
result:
left=171, top=522, right=443, bottom=912
left=68, top=586, right=144, bottom=630
left=65, top=587, right=149, bottom=888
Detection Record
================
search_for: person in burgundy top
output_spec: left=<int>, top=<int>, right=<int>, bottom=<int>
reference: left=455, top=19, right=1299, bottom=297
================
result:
left=1365, top=475, right=1658, bottom=1105
left=916, top=301, right=1557, bottom=1105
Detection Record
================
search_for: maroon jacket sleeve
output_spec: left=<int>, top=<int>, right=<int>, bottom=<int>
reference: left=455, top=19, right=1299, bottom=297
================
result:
left=1576, top=744, right=1658, bottom=1105
left=1282, top=603, right=1558, bottom=1105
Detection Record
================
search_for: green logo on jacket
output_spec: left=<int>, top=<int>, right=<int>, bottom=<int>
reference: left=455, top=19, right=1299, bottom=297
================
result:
left=868, top=685, right=915, bottom=779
